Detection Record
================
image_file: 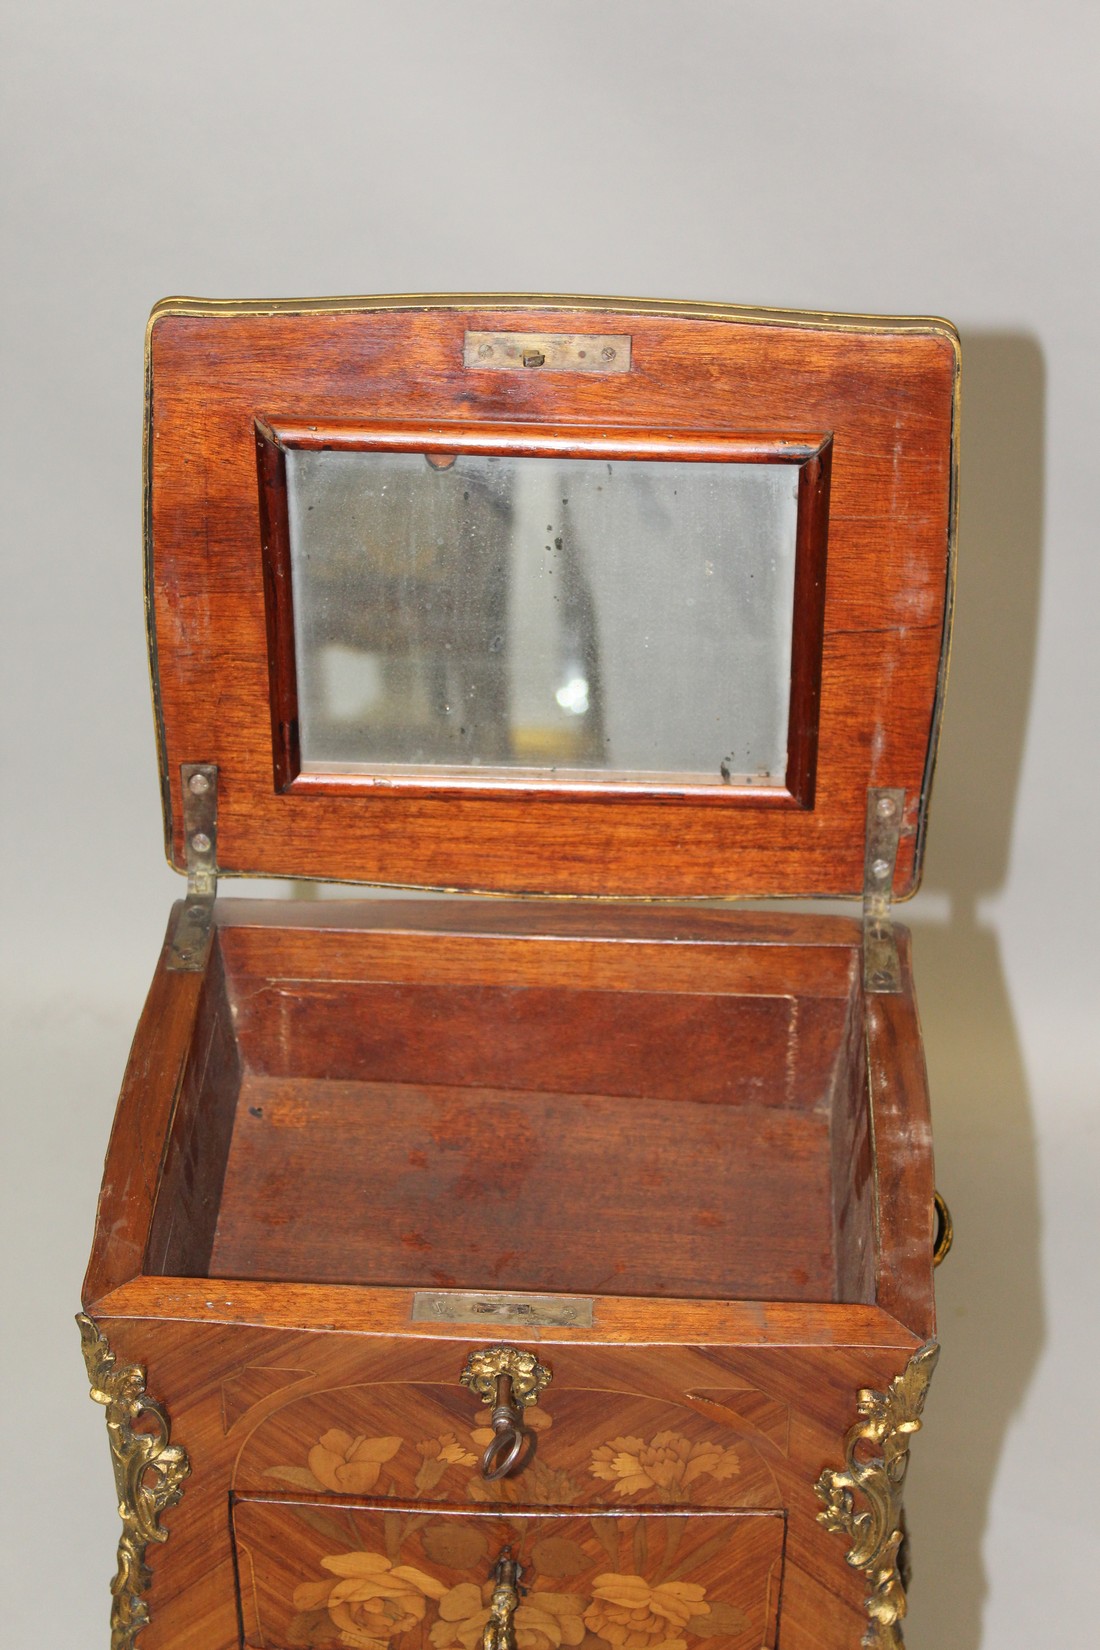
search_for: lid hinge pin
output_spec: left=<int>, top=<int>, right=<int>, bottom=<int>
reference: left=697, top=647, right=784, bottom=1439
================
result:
left=167, top=763, right=218, bottom=971
left=863, top=787, right=905, bottom=994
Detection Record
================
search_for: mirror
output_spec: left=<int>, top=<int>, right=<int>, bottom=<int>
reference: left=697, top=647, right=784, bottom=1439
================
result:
left=284, top=448, right=801, bottom=785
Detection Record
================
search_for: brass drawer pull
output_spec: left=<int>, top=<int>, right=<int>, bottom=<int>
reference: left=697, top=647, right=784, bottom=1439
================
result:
left=933, top=1190, right=954, bottom=1266
left=460, top=1345, right=552, bottom=1481
left=482, top=1548, right=523, bottom=1650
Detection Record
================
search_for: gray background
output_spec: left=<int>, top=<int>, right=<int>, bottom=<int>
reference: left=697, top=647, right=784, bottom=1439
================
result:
left=2, top=4, right=1097, bottom=1647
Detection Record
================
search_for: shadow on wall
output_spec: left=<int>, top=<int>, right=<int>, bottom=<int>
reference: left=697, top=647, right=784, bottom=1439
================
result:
left=903, top=332, right=1044, bottom=1650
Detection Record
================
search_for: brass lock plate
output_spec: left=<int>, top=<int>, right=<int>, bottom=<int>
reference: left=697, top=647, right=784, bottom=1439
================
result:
left=464, top=331, right=632, bottom=372
left=412, top=1289, right=593, bottom=1328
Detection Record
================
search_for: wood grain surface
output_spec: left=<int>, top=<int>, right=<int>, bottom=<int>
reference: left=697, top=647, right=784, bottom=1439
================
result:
left=231, top=1501, right=785, bottom=1650
left=84, top=896, right=936, bottom=1341
left=146, top=297, right=958, bottom=898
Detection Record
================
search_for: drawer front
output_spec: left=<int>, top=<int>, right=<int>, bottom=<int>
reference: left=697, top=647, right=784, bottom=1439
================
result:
left=232, top=1381, right=788, bottom=1511
left=233, top=1499, right=785, bottom=1650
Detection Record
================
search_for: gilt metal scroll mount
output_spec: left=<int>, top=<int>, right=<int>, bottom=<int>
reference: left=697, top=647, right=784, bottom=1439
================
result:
left=815, top=1340, right=940, bottom=1647
left=77, top=1313, right=191, bottom=1650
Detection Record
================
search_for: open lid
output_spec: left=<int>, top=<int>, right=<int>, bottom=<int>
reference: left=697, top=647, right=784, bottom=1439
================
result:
left=146, top=295, right=958, bottom=900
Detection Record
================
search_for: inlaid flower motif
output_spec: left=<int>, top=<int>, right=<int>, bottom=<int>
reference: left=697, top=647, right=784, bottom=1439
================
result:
left=514, top=1591, right=588, bottom=1650
left=465, top=1455, right=581, bottom=1507
left=414, top=1432, right=478, bottom=1495
left=426, top=1581, right=492, bottom=1650
left=307, top=1430, right=403, bottom=1495
left=292, top=1551, right=447, bottom=1649
left=429, top=1583, right=586, bottom=1650
left=588, top=1433, right=740, bottom=1498
left=582, top=1574, right=710, bottom=1650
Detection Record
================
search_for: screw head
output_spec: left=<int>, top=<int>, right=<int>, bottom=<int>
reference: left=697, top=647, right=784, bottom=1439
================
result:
left=188, top=771, right=210, bottom=794
left=876, top=795, right=897, bottom=819
left=477, top=342, right=493, bottom=358
left=601, top=346, right=616, bottom=361
left=191, top=831, right=211, bottom=854
left=871, top=857, right=891, bottom=880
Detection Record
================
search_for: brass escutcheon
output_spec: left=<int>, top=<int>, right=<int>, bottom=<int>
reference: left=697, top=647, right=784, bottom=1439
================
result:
left=459, top=1346, right=551, bottom=1481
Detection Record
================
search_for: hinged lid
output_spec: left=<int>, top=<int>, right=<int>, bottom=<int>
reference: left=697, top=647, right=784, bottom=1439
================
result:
left=146, top=294, right=958, bottom=899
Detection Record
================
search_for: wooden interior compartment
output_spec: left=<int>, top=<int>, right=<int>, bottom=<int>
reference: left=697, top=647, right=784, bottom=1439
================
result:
left=146, top=904, right=875, bottom=1304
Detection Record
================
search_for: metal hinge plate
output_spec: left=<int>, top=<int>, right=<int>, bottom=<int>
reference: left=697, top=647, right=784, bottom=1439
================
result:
left=464, top=331, right=632, bottom=373
left=863, top=787, right=905, bottom=994
left=167, top=763, right=218, bottom=971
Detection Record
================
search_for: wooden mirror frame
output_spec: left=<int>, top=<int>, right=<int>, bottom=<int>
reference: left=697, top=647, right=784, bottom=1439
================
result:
left=255, top=417, right=832, bottom=809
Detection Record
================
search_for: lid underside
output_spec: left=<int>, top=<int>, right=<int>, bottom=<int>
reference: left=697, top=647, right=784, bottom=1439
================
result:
left=146, top=295, right=958, bottom=899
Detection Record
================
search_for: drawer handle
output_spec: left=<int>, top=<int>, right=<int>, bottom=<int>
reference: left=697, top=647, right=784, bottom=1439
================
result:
left=459, top=1345, right=552, bottom=1481
left=483, top=1548, right=523, bottom=1650
left=933, top=1190, right=954, bottom=1266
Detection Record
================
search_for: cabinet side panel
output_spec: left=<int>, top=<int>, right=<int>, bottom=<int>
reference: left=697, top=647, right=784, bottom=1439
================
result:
left=830, top=969, right=875, bottom=1303
left=867, top=928, right=936, bottom=1338
left=146, top=935, right=242, bottom=1276
left=83, top=912, right=205, bottom=1306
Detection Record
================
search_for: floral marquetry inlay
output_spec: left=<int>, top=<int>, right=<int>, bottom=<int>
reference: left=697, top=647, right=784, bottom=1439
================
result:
left=293, top=1551, right=449, bottom=1650
left=233, top=1505, right=779, bottom=1650
left=590, top=1433, right=742, bottom=1499
left=247, top=1386, right=784, bottom=1511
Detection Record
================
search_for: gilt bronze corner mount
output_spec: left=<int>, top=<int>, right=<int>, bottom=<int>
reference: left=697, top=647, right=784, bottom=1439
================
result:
left=815, top=1340, right=940, bottom=1648
left=77, top=1313, right=191, bottom=1650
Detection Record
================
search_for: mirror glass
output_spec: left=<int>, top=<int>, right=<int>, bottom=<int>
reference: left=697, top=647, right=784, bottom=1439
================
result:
left=285, top=449, right=800, bottom=784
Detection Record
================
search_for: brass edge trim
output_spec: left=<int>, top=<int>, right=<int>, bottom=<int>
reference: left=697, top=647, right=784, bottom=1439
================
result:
left=77, top=1314, right=191, bottom=1650
left=143, top=324, right=174, bottom=872
left=145, top=290, right=961, bottom=340
left=815, top=1340, right=940, bottom=1648
left=903, top=327, right=962, bottom=901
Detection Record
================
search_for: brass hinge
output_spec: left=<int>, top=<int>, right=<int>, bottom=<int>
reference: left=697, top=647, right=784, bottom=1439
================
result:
left=863, top=787, right=904, bottom=994
left=166, top=763, right=218, bottom=971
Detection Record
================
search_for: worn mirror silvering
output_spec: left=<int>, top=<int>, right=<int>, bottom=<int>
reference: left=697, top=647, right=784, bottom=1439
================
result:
left=285, top=449, right=800, bottom=785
